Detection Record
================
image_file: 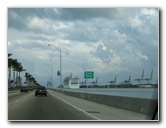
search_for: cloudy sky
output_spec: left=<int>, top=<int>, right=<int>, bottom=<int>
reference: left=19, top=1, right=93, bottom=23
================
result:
left=8, top=8, right=159, bottom=87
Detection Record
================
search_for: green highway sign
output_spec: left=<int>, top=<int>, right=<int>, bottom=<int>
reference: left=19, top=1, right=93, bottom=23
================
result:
left=84, top=71, right=94, bottom=79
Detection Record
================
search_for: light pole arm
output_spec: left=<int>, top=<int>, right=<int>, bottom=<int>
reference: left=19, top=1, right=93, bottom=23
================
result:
left=48, top=44, right=62, bottom=86
left=48, top=44, right=60, bottom=51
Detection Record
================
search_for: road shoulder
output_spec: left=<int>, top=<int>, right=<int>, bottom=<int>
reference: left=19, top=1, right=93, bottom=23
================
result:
left=48, top=89, right=152, bottom=120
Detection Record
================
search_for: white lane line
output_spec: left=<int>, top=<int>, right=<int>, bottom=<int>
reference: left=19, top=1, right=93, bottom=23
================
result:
left=8, top=92, right=20, bottom=96
left=49, top=91, right=101, bottom=120
left=16, top=100, right=20, bottom=102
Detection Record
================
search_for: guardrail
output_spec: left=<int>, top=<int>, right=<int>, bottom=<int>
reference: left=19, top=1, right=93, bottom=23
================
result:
left=52, top=88, right=157, bottom=116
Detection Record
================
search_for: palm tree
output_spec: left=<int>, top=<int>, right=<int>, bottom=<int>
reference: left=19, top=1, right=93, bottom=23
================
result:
left=30, top=76, right=36, bottom=87
left=8, top=53, right=12, bottom=57
left=11, top=59, right=18, bottom=87
left=24, top=72, right=28, bottom=85
left=25, top=73, right=32, bottom=86
left=8, top=53, right=27, bottom=88
left=25, top=72, right=30, bottom=86
left=8, top=56, right=13, bottom=87
left=16, top=63, right=26, bottom=87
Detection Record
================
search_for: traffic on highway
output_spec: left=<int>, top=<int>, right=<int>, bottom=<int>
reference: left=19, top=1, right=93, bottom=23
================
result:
left=8, top=8, right=159, bottom=121
left=8, top=88, right=154, bottom=121
left=8, top=89, right=96, bottom=120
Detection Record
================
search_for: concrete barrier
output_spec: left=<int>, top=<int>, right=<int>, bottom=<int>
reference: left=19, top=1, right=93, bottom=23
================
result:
left=52, top=89, right=157, bottom=116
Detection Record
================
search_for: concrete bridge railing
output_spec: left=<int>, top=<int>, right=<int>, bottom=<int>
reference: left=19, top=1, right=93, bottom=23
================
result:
left=52, top=89, right=157, bottom=116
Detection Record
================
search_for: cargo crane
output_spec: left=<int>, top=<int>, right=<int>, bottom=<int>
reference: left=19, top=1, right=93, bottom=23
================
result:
left=124, top=75, right=131, bottom=85
left=144, top=69, right=153, bottom=84
left=135, top=70, right=144, bottom=85
left=89, top=77, right=98, bottom=85
left=119, top=75, right=131, bottom=86
left=107, top=76, right=116, bottom=85
left=80, top=79, right=87, bottom=85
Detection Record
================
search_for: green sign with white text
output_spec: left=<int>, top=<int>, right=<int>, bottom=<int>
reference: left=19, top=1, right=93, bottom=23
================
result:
left=84, top=71, right=94, bottom=79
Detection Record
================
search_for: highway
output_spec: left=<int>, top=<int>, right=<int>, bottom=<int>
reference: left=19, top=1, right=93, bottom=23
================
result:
left=8, top=89, right=152, bottom=121
left=8, top=89, right=95, bottom=120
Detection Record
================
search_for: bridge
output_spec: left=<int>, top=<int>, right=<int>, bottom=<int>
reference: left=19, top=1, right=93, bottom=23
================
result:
left=8, top=88, right=157, bottom=120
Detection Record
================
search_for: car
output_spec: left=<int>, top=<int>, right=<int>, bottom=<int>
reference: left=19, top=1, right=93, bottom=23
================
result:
left=28, top=86, right=34, bottom=91
left=35, top=86, right=47, bottom=96
left=20, top=86, right=29, bottom=93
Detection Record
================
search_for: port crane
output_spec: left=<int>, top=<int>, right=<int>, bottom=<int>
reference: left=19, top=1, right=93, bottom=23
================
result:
left=89, top=77, right=98, bottom=85
left=144, top=69, right=153, bottom=84
left=135, top=70, right=144, bottom=85
left=107, top=76, right=116, bottom=85
left=120, top=75, right=131, bottom=85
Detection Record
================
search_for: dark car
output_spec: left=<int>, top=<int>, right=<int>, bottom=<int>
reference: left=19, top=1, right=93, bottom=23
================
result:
left=35, top=86, right=47, bottom=96
left=20, top=86, right=29, bottom=93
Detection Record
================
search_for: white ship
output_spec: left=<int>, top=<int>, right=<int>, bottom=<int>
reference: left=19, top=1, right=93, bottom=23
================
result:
left=63, top=73, right=80, bottom=89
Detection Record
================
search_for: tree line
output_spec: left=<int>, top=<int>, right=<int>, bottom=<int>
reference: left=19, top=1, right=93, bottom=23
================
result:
left=8, top=53, right=39, bottom=88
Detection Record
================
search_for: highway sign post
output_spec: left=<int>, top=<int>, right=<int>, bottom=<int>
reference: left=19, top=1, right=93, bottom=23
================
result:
left=84, top=71, right=94, bottom=91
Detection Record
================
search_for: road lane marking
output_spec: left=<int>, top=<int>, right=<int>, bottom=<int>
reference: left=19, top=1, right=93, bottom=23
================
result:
left=16, top=100, right=20, bottom=102
left=49, top=91, right=101, bottom=120
left=8, top=92, right=20, bottom=96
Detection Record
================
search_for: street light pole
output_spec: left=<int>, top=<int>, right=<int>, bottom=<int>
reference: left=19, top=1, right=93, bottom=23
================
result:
left=44, top=71, right=51, bottom=87
left=59, top=49, right=62, bottom=86
left=48, top=44, right=62, bottom=87
left=45, top=64, right=53, bottom=87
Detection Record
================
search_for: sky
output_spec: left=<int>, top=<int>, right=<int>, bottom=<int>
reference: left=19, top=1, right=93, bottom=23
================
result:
left=8, top=8, right=159, bottom=87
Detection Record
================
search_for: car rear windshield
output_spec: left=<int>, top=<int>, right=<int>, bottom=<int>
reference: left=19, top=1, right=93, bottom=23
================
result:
left=36, top=86, right=45, bottom=89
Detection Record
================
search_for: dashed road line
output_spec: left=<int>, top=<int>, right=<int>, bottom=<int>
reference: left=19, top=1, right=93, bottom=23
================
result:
left=16, top=100, right=20, bottom=102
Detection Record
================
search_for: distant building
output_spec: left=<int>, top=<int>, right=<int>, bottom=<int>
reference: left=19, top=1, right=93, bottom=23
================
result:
left=16, top=76, right=22, bottom=87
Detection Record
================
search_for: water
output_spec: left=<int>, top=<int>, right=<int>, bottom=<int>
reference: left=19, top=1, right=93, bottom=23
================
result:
left=59, top=88, right=158, bottom=100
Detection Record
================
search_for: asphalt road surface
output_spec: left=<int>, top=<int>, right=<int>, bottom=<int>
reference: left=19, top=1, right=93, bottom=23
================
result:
left=8, top=89, right=95, bottom=120
left=8, top=89, right=152, bottom=121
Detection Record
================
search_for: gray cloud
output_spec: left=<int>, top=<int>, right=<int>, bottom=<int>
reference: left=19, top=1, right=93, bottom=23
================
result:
left=8, top=8, right=159, bottom=86
left=58, top=8, right=120, bottom=21
left=8, top=10, right=27, bottom=30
